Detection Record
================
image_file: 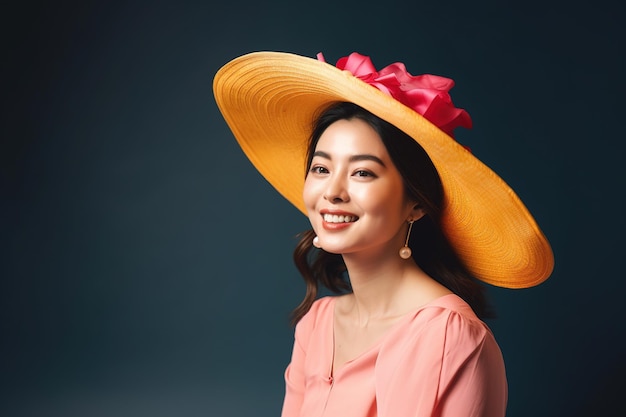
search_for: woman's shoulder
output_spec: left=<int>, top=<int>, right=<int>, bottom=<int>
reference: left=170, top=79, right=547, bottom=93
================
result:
left=399, top=294, right=494, bottom=344
left=376, top=295, right=507, bottom=416
left=415, top=294, right=482, bottom=323
left=295, top=296, right=336, bottom=330
left=423, top=294, right=500, bottom=352
left=310, top=295, right=337, bottom=315
left=293, top=296, right=336, bottom=346
left=379, top=294, right=502, bottom=366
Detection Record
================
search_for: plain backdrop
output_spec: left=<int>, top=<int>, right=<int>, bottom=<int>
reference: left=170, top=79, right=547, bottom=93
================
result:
left=2, top=1, right=625, bottom=416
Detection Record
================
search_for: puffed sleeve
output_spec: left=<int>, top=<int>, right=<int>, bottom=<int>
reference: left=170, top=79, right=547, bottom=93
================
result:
left=375, top=305, right=508, bottom=417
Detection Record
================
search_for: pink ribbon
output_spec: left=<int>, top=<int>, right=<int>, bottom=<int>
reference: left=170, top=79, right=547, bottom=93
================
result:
left=318, top=52, right=472, bottom=139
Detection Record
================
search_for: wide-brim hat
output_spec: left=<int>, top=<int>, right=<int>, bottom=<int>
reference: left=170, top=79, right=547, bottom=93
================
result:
left=213, top=51, right=554, bottom=289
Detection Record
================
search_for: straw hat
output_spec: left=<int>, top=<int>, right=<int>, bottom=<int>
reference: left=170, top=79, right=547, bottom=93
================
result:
left=213, top=51, right=553, bottom=288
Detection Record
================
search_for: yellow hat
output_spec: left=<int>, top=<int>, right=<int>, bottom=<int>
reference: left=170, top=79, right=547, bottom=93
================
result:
left=213, top=51, right=554, bottom=288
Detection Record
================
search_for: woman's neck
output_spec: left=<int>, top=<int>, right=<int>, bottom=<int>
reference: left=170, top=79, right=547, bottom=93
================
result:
left=339, top=249, right=451, bottom=324
left=342, top=254, right=417, bottom=319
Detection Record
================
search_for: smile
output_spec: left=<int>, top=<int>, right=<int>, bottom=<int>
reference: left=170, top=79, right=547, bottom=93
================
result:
left=323, top=214, right=358, bottom=223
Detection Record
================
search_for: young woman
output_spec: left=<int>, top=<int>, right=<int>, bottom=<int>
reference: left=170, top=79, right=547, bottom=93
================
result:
left=213, top=51, right=554, bottom=417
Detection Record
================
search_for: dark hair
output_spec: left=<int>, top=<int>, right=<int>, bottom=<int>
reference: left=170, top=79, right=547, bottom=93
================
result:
left=290, top=102, right=493, bottom=325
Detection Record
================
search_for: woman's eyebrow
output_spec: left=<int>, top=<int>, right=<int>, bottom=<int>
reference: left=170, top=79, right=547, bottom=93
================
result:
left=312, top=151, right=386, bottom=167
left=349, top=154, right=386, bottom=166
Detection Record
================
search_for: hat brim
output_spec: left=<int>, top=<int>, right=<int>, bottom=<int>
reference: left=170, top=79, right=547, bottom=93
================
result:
left=213, top=51, right=554, bottom=288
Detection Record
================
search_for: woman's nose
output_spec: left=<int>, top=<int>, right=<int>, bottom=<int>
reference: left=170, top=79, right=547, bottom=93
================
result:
left=323, top=175, right=349, bottom=203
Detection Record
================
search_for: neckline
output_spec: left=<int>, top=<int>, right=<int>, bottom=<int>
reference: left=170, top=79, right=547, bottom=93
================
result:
left=328, top=293, right=460, bottom=377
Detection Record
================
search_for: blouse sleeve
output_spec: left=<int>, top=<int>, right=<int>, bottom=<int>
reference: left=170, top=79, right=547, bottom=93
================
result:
left=281, top=324, right=306, bottom=417
left=375, top=307, right=508, bottom=417
left=280, top=299, right=320, bottom=417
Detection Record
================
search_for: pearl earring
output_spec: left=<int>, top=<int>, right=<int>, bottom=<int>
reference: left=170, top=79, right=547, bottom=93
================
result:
left=313, top=236, right=321, bottom=248
left=399, top=220, right=415, bottom=259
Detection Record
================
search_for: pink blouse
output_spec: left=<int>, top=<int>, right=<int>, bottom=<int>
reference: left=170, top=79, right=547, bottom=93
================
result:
left=281, top=294, right=507, bottom=417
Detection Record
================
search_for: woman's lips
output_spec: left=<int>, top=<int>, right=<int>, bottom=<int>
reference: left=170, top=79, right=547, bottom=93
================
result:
left=320, top=211, right=359, bottom=230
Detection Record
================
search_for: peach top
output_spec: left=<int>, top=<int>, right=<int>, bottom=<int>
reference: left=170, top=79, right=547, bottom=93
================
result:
left=281, top=294, right=507, bottom=417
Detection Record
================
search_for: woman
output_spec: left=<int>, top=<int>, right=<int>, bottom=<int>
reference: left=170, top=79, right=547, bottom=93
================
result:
left=213, top=51, right=553, bottom=417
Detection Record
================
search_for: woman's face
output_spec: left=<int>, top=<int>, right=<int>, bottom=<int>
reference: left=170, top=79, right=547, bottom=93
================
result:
left=303, top=118, right=419, bottom=257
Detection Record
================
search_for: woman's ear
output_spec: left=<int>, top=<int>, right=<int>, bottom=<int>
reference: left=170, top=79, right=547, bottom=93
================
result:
left=408, top=203, right=426, bottom=222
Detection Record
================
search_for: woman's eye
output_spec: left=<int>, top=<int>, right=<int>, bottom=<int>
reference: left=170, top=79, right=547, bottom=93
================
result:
left=310, top=166, right=329, bottom=174
left=354, top=170, right=376, bottom=178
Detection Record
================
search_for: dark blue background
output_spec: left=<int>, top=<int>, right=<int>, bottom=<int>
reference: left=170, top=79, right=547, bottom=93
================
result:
left=2, top=1, right=624, bottom=416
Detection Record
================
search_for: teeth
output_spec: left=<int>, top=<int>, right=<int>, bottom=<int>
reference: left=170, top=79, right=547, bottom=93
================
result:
left=323, top=214, right=357, bottom=223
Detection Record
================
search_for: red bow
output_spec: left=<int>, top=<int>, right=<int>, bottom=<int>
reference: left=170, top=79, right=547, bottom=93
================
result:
left=318, top=52, right=472, bottom=139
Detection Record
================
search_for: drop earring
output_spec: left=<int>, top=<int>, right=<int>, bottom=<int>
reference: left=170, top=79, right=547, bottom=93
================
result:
left=313, top=236, right=321, bottom=248
left=399, top=220, right=414, bottom=259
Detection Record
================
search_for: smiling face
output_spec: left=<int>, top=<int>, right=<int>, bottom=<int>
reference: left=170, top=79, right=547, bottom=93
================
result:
left=303, top=118, right=421, bottom=258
